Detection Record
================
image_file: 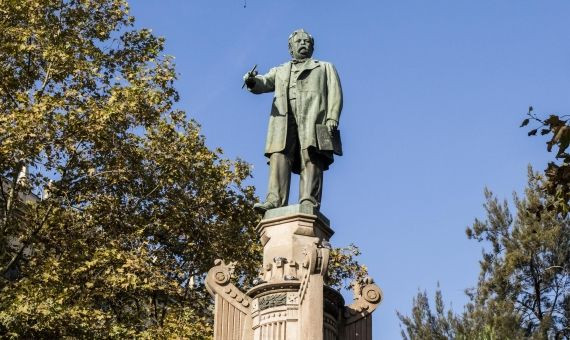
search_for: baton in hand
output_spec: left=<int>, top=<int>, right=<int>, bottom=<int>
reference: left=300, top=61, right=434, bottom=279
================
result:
left=242, top=64, right=258, bottom=89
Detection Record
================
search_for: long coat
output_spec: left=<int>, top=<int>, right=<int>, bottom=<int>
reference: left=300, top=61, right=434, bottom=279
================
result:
left=248, top=59, right=343, bottom=160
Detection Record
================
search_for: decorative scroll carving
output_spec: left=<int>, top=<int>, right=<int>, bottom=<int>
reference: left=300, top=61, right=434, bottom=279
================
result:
left=259, top=293, right=287, bottom=310
left=206, top=259, right=252, bottom=312
left=343, top=276, right=383, bottom=325
left=206, top=259, right=253, bottom=340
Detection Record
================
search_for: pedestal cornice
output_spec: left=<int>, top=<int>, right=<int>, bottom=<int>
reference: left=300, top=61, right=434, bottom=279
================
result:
left=256, top=204, right=334, bottom=246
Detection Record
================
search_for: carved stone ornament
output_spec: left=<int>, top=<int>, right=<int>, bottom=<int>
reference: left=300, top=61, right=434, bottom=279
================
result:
left=206, top=259, right=252, bottom=314
left=258, top=293, right=287, bottom=311
left=344, top=276, right=383, bottom=325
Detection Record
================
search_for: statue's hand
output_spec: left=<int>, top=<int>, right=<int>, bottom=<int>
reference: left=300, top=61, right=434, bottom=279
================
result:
left=243, top=70, right=258, bottom=88
left=326, top=119, right=338, bottom=132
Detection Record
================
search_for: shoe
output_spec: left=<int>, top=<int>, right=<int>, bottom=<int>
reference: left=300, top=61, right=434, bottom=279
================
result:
left=299, top=200, right=320, bottom=211
left=253, top=201, right=278, bottom=213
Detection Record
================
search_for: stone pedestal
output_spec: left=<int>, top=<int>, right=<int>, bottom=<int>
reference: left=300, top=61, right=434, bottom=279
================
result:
left=206, top=205, right=382, bottom=340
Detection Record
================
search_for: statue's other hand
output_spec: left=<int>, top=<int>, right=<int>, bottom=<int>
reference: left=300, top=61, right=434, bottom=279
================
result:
left=326, top=119, right=338, bottom=132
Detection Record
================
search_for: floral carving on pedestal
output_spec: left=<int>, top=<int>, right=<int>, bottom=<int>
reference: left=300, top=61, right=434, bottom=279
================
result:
left=259, top=293, right=288, bottom=311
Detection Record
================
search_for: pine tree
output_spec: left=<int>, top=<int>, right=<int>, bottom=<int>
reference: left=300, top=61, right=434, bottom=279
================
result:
left=399, top=169, right=570, bottom=340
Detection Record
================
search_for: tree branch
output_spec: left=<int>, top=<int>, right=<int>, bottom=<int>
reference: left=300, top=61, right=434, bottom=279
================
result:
left=1, top=202, right=54, bottom=276
left=529, top=252, right=544, bottom=321
left=38, top=61, right=53, bottom=95
left=0, top=83, right=19, bottom=108
left=1, top=164, right=23, bottom=235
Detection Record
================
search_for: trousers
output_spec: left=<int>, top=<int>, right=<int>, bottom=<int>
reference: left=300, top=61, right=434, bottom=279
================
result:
left=264, top=100, right=325, bottom=208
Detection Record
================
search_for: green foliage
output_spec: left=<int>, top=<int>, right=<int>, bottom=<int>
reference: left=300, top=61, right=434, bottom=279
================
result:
left=327, top=244, right=368, bottom=290
left=465, top=169, right=570, bottom=339
left=0, top=0, right=261, bottom=337
left=399, top=288, right=505, bottom=340
left=397, top=287, right=461, bottom=340
left=399, top=170, right=570, bottom=339
left=522, top=106, right=570, bottom=216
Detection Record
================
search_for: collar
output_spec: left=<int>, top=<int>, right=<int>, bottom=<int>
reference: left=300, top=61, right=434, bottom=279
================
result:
left=291, top=58, right=312, bottom=64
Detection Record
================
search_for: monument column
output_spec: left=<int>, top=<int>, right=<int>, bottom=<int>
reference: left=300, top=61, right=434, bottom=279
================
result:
left=206, top=205, right=383, bottom=340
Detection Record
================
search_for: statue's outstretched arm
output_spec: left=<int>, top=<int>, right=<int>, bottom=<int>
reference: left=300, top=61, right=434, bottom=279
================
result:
left=244, top=67, right=277, bottom=94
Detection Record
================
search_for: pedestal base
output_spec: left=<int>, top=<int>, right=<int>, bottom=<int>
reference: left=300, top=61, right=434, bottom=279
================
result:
left=206, top=205, right=383, bottom=340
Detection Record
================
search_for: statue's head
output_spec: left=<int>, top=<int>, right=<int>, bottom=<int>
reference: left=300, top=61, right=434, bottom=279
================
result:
left=288, top=29, right=314, bottom=60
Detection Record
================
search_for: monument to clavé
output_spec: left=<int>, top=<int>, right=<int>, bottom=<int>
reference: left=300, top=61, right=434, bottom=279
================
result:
left=205, top=29, right=382, bottom=340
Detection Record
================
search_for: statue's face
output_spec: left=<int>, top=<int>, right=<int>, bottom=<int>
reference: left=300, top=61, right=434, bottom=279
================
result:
left=290, top=32, right=313, bottom=60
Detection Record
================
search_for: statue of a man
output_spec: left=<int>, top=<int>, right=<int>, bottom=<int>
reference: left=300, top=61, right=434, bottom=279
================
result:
left=244, top=29, right=343, bottom=212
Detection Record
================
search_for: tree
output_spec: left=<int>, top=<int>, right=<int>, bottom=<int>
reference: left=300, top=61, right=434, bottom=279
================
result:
left=398, top=287, right=513, bottom=340
left=522, top=107, right=570, bottom=216
left=0, top=0, right=261, bottom=337
left=0, top=1, right=367, bottom=337
left=397, top=287, right=463, bottom=340
left=399, top=169, right=570, bottom=340
left=327, top=243, right=369, bottom=290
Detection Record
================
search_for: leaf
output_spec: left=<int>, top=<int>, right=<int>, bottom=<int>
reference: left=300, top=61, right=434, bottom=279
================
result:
left=520, top=119, right=530, bottom=127
left=545, top=115, right=565, bottom=128
left=541, top=129, right=550, bottom=135
left=528, top=129, right=538, bottom=136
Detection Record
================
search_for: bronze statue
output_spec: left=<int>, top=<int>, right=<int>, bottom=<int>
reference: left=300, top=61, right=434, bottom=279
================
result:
left=244, top=29, right=343, bottom=212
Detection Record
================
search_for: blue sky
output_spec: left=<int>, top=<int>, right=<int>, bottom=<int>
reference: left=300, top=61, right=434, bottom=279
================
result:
left=131, top=1, right=570, bottom=338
